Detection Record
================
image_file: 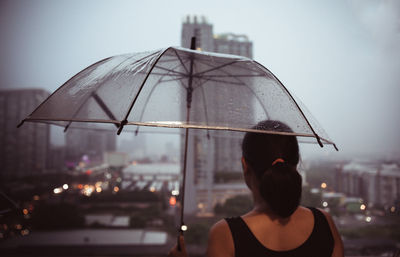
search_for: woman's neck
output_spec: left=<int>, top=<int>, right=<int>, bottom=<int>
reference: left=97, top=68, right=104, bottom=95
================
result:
left=249, top=191, right=291, bottom=225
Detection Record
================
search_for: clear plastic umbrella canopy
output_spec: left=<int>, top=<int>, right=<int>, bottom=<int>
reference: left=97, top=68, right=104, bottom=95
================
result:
left=18, top=46, right=336, bottom=149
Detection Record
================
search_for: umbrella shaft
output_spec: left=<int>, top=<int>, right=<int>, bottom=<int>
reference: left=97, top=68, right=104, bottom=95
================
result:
left=180, top=125, right=189, bottom=228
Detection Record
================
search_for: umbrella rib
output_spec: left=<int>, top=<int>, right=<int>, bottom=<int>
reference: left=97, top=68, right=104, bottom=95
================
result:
left=194, top=58, right=266, bottom=76
left=59, top=52, right=161, bottom=132
left=172, top=48, right=190, bottom=74
left=193, top=60, right=239, bottom=76
left=153, top=65, right=187, bottom=76
left=117, top=47, right=172, bottom=134
left=253, top=60, right=325, bottom=148
left=134, top=61, right=188, bottom=134
left=16, top=56, right=112, bottom=129
left=92, top=93, right=119, bottom=128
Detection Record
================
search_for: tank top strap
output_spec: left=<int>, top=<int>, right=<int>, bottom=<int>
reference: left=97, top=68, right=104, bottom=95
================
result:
left=306, top=207, right=334, bottom=251
left=225, top=216, right=258, bottom=257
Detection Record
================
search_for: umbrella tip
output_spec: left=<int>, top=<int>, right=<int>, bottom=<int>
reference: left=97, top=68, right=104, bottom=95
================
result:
left=64, top=124, right=70, bottom=133
left=16, top=119, right=25, bottom=128
left=333, top=144, right=339, bottom=151
left=190, top=37, right=196, bottom=50
left=316, top=136, right=324, bottom=148
left=117, top=120, right=128, bottom=135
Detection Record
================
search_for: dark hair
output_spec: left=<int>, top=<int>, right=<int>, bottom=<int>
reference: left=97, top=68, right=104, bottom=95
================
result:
left=242, top=120, right=302, bottom=218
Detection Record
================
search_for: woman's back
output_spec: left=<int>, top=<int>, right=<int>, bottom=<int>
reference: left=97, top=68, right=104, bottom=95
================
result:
left=225, top=206, right=334, bottom=256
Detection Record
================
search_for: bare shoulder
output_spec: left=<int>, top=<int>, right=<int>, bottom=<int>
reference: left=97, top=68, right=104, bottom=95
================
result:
left=207, top=219, right=234, bottom=257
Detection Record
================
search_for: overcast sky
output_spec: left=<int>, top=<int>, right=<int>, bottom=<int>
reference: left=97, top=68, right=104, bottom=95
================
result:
left=1, top=0, right=399, bottom=158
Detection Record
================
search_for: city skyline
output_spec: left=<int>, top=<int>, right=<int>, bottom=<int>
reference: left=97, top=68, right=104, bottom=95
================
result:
left=1, top=0, right=400, bottom=158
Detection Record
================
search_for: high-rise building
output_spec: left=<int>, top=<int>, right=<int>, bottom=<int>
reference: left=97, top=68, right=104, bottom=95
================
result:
left=181, top=15, right=254, bottom=214
left=0, top=89, right=50, bottom=179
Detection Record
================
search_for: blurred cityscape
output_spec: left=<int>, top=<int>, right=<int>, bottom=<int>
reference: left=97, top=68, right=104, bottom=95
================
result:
left=1, top=15, right=399, bottom=257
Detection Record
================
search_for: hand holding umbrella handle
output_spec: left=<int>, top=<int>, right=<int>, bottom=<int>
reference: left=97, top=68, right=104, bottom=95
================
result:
left=168, top=234, right=187, bottom=257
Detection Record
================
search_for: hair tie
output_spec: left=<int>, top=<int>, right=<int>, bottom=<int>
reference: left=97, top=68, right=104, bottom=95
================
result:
left=271, top=158, right=285, bottom=166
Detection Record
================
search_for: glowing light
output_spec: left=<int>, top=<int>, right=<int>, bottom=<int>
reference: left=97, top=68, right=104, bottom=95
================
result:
left=322, top=201, right=328, bottom=207
left=390, top=206, right=396, bottom=212
left=63, top=184, right=69, bottom=190
left=198, top=203, right=204, bottom=209
left=149, top=187, right=156, bottom=192
left=360, top=204, right=366, bottom=210
left=22, top=209, right=28, bottom=215
left=15, top=224, right=22, bottom=230
left=181, top=225, right=188, bottom=231
left=53, top=187, right=63, bottom=194
left=172, top=190, right=179, bottom=196
left=96, top=187, right=102, bottom=193
left=116, top=177, right=122, bottom=182
left=85, top=169, right=92, bottom=175
left=169, top=196, right=177, bottom=206
left=82, top=185, right=95, bottom=197
left=33, top=195, right=40, bottom=201
left=113, top=186, right=120, bottom=193
left=365, top=216, right=372, bottom=222
left=78, top=184, right=84, bottom=189
left=21, top=229, right=29, bottom=236
left=321, top=183, right=327, bottom=189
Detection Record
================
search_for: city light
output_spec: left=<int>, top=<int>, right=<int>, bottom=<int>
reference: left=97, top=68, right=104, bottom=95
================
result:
left=390, top=206, right=396, bottom=213
left=321, top=182, right=327, bottom=189
left=113, top=186, right=120, bottom=193
left=322, top=201, right=328, bottom=207
left=33, top=195, right=40, bottom=201
left=172, top=190, right=179, bottom=196
left=360, top=204, right=366, bottom=210
left=181, top=225, right=188, bottom=231
left=63, top=184, right=69, bottom=190
left=149, top=186, right=156, bottom=192
left=169, top=196, right=176, bottom=206
left=22, top=209, right=28, bottom=215
left=96, top=187, right=102, bottom=193
left=21, top=229, right=30, bottom=236
left=365, top=216, right=372, bottom=223
left=53, top=187, right=63, bottom=194
left=82, top=185, right=95, bottom=197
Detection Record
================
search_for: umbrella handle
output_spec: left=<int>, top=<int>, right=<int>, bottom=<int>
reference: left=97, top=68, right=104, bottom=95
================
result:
left=177, top=235, right=182, bottom=251
left=177, top=230, right=183, bottom=251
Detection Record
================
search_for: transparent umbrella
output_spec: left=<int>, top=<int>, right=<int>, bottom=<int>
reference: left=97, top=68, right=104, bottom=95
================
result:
left=18, top=38, right=337, bottom=236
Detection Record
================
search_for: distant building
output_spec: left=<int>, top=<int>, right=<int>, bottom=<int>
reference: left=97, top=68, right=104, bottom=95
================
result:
left=181, top=15, right=253, bottom=58
left=214, top=33, right=253, bottom=58
left=337, top=161, right=400, bottom=209
left=181, top=16, right=214, bottom=51
left=65, top=128, right=116, bottom=164
left=181, top=15, right=254, bottom=214
left=0, top=89, right=50, bottom=179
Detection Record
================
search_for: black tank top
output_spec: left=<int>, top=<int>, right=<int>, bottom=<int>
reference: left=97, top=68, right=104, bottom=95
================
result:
left=225, top=207, right=334, bottom=257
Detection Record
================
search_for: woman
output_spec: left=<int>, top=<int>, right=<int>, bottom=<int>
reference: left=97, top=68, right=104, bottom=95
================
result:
left=169, top=120, right=344, bottom=257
